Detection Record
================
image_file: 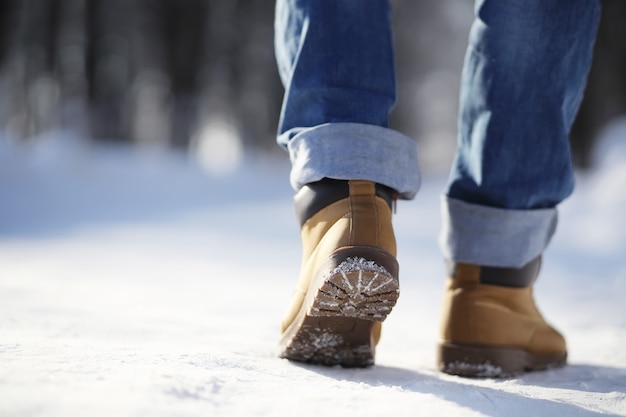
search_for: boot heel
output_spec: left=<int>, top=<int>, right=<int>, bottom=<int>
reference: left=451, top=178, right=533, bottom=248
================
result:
left=310, top=256, right=399, bottom=321
left=279, top=247, right=399, bottom=367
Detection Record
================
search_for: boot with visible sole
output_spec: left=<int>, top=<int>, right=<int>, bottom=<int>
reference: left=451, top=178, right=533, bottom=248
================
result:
left=279, top=179, right=399, bottom=367
left=438, top=258, right=567, bottom=377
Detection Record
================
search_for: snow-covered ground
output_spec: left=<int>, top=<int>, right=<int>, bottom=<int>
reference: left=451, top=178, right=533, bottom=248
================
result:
left=0, top=131, right=625, bottom=416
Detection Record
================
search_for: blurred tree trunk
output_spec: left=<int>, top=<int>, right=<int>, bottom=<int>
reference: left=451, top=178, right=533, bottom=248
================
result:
left=234, top=1, right=283, bottom=150
left=164, top=0, right=207, bottom=148
left=57, top=0, right=88, bottom=134
left=3, top=0, right=62, bottom=137
left=86, top=0, right=134, bottom=141
left=570, top=0, right=626, bottom=169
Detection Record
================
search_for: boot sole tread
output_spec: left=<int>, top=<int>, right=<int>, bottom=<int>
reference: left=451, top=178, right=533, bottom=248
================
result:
left=279, top=250, right=399, bottom=368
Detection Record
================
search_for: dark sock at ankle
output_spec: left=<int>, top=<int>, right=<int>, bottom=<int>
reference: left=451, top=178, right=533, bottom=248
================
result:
left=294, top=178, right=396, bottom=226
left=447, top=257, right=542, bottom=288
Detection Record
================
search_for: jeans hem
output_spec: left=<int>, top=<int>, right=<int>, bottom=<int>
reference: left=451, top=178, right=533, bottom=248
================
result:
left=285, top=123, right=420, bottom=199
left=439, top=196, right=558, bottom=268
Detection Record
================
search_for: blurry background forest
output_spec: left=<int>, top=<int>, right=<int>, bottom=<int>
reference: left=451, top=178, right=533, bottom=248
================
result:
left=0, top=0, right=624, bottom=172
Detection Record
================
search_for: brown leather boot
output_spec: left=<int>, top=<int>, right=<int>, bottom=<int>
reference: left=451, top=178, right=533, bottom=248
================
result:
left=279, top=179, right=399, bottom=367
left=438, top=257, right=567, bottom=377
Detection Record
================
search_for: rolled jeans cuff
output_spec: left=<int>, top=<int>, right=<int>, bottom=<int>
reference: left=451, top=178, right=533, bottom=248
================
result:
left=439, top=196, right=558, bottom=268
left=285, top=123, right=420, bottom=199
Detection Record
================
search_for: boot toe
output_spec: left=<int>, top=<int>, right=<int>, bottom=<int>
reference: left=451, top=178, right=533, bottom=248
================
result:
left=528, top=324, right=567, bottom=355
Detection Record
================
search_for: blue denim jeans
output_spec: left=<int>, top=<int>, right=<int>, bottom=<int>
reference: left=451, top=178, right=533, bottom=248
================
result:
left=275, top=0, right=600, bottom=268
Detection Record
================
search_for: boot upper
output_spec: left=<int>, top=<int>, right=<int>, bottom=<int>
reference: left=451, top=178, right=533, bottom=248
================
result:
left=440, top=262, right=566, bottom=355
left=281, top=180, right=397, bottom=332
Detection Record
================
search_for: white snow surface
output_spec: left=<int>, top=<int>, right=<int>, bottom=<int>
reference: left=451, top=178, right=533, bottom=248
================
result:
left=1, top=134, right=625, bottom=417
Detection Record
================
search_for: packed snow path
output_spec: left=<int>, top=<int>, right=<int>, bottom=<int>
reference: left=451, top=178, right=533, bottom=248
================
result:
left=1, top=139, right=625, bottom=416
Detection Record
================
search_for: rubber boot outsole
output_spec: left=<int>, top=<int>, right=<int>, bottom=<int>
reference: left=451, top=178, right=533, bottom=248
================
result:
left=279, top=246, right=399, bottom=367
left=438, top=341, right=567, bottom=377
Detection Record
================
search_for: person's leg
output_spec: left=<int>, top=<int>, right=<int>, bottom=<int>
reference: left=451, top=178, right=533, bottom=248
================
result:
left=442, top=0, right=601, bottom=268
left=274, top=0, right=419, bottom=367
left=439, top=0, right=601, bottom=377
left=275, top=0, right=419, bottom=198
